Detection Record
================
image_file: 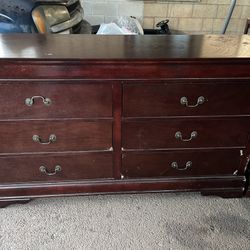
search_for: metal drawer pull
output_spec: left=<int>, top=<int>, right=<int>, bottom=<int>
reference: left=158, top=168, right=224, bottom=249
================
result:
left=171, top=161, right=192, bottom=171
left=39, top=165, right=62, bottom=176
left=175, top=131, right=198, bottom=142
left=180, top=96, right=205, bottom=108
left=32, top=134, right=57, bottom=145
left=25, top=96, right=52, bottom=106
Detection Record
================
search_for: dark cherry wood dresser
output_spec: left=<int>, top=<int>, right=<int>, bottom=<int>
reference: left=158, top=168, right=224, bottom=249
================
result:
left=0, top=34, right=249, bottom=208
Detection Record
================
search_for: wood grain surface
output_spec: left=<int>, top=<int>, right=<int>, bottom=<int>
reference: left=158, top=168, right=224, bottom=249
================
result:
left=0, top=34, right=249, bottom=205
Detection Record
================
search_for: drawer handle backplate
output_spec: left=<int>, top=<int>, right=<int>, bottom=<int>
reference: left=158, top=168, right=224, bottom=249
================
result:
left=33, top=134, right=57, bottom=145
left=25, top=96, right=51, bottom=106
left=171, top=161, right=192, bottom=171
left=180, top=96, right=205, bottom=108
left=175, top=131, right=198, bottom=142
left=39, top=165, right=62, bottom=176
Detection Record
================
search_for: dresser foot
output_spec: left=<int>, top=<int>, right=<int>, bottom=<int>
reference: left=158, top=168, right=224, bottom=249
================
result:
left=201, top=190, right=244, bottom=198
left=0, top=199, right=32, bottom=208
left=245, top=191, right=250, bottom=197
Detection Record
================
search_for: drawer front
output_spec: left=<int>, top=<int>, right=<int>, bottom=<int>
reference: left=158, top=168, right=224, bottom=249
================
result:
left=122, top=150, right=243, bottom=178
left=0, top=120, right=112, bottom=153
left=0, top=152, right=113, bottom=183
left=0, top=81, right=112, bottom=119
left=123, top=82, right=250, bottom=117
left=123, top=119, right=250, bottom=149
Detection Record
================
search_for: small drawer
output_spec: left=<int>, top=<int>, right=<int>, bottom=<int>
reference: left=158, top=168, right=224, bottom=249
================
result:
left=122, top=150, right=243, bottom=178
left=123, top=118, right=250, bottom=150
left=0, top=120, right=112, bottom=153
left=0, top=81, right=112, bottom=119
left=123, top=81, right=250, bottom=117
left=0, top=152, right=113, bottom=183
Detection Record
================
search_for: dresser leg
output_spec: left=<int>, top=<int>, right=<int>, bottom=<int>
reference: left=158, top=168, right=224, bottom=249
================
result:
left=0, top=199, right=32, bottom=208
left=201, top=190, right=244, bottom=198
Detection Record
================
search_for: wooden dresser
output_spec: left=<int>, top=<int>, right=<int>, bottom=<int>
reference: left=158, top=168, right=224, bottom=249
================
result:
left=0, top=34, right=249, bottom=207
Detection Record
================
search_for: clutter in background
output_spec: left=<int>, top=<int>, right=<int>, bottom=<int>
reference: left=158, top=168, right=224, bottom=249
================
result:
left=96, top=16, right=144, bottom=35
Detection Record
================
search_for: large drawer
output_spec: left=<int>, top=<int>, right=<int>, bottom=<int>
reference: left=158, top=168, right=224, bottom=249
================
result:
left=0, top=152, right=113, bottom=183
left=123, top=118, right=250, bottom=150
left=122, top=150, right=244, bottom=178
left=123, top=81, right=250, bottom=117
left=0, top=120, right=112, bottom=153
left=0, top=81, right=113, bottom=119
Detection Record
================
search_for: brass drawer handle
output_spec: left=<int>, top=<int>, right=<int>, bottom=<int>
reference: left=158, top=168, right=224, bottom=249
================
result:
left=171, top=161, right=192, bottom=171
left=175, top=131, right=198, bottom=142
left=39, top=165, right=62, bottom=176
left=32, top=134, right=57, bottom=145
left=25, top=96, right=52, bottom=106
left=180, top=96, right=205, bottom=108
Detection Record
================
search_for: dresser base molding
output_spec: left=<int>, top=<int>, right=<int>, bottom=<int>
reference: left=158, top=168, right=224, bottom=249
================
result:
left=0, top=199, right=32, bottom=208
left=0, top=177, right=245, bottom=202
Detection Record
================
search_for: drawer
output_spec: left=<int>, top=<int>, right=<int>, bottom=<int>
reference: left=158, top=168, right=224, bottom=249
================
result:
left=0, top=81, right=112, bottom=119
left=123, top=118, right=250, bottom=150
left=123, top=81, right=250, bottom=117
left=0, top=120, right=112, bottom=153
left=122, top=150, right=243, bottom=178
left=0, top=152, right=113, bottom=183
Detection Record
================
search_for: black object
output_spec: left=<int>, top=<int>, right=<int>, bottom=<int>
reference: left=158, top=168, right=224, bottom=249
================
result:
left=0, top=0, right=33, bottom=33
left=91, top=19, right=171, bottom=35
left=144, top=19, right=171, bottom=35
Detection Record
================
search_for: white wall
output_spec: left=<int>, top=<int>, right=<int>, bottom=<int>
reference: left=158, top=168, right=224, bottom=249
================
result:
left=80, top=0, right=250, bottom=34
left=80, top=0, right=144, bottom=25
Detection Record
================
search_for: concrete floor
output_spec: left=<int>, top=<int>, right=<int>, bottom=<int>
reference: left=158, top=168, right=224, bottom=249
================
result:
left=0, top=193, right=249, bottom=250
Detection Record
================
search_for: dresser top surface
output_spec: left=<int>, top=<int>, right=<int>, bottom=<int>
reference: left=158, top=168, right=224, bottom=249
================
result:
left=0, top=34, right=249, bottom=60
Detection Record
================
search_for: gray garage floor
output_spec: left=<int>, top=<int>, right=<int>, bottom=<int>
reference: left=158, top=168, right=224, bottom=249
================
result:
left=0, top=193, right=249, bottom=250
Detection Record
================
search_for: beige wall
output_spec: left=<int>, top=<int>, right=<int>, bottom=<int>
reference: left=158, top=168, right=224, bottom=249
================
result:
left=81, top=0, right=250, bottom=34
left=143, top=0, right=250, bottom=34
left=80, top=0, right=144, bottom=25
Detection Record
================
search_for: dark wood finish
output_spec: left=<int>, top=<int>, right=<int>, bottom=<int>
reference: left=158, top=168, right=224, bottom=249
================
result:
left=0, top=35, right=249, bottom=205
left=1, top=61, right=250, bottom=79
left=244, top=19, right=250, bottom=34
left=123, top=80, right=250, bottom=117
left=0, top=35, right=248, bottom=59
left=122, top=150, right=243, bottom=178
left=0, top=177, right=244, bottom=198
left=242, top=140, right=250, bottom=197
left=0, top=120, right=112, bottom=153
left=0, top=81, right=113, bottom=119
left=0, top=36, right=249, bottom=80
left=112, top=82, right=122, bottom=179
left=0, top=152, right=113, bottom=183
left=123, top=118, right=250, bottom=150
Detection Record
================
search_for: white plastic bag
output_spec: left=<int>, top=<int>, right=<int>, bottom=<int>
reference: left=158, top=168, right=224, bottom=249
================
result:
left=115, top=16, right=144, bottom=35
left=96, top=23, right=136, bottom=35
left=96, top=16, right=143, bottom=35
